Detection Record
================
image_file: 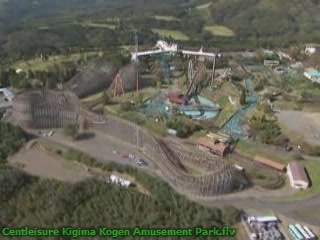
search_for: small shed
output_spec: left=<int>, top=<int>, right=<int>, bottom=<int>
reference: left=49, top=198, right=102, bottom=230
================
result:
left=287, top=161, right=309, bottom=190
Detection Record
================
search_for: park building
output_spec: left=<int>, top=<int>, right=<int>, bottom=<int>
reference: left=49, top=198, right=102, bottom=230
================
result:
left=196, top=137, right=230, bottom=156
left=287, top=161, right=309, bottom=190
left=253, top=156, right=286, bottom=172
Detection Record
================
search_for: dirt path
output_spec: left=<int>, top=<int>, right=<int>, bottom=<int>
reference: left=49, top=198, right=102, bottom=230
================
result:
left=8, top=147, right=91, bottom=183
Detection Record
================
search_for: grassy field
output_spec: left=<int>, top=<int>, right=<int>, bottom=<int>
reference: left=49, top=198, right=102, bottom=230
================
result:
left=203, top=25, right=235, bottom=37
left=246, top=166, right=282, bottom=187
left=12, top=51, right=102, bottom=71
left=120, top=45, right=135, bottom=50
left=298, top=160, right=320, bottom=196
left=151, top=29, right=189, bottom=41
left=236, top=140, right=292, bottom=163
left=81, top=91, right=104, bottom=102
left=77, top=21, right=116, bottom=29
left=273, top=100, right=301, bottom=110
left=154, top=15, right=180, bottom=21
left=214, top=103, right=237, bottom=128
left=205, top=82, right=240, bottom=127
left=278, top=159, right=320, bottom=200
left=195, top=2, right=212, bottom=9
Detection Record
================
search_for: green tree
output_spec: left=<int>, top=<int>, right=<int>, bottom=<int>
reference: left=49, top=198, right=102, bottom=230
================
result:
left=102, top=91, right=110, bottom=105
left=0, top=122, right=27, bottom=163
left=119, top=102, right=133, bottom=112
left=63, top=123, right=79, bottom=140
left=222, top=205, right=241, bottom=225
left=45, top=78, right=56, bottom=89
left=134, top=93, right=144, bottom=104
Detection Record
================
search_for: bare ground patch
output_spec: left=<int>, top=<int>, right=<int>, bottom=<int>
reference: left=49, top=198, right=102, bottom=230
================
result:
left=277, top=110, right=320, bottom=146
left=8, top=147, right=91, bottom=183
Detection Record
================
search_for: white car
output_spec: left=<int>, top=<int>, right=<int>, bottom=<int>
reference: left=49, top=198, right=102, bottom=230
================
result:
left=136, top=159, right=148, bottom=166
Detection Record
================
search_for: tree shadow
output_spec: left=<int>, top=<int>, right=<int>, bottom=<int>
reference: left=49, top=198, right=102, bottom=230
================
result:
left=76, top=132, right=96, bottom=141
left=305, top=168, right=313, bottom=188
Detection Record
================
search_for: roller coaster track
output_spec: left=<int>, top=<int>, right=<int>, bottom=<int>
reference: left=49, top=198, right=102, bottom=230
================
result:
left=88, top=112, right=238, bottom=196
left=12, top=89, right=242, bottom=196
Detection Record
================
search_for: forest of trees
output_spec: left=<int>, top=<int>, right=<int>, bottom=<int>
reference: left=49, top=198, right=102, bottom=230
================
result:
left=0, top=122, right=27, bottom=163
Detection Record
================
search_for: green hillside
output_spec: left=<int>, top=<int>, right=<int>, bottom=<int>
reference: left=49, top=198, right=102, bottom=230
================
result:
left=199, top=0, right=320, bottom=40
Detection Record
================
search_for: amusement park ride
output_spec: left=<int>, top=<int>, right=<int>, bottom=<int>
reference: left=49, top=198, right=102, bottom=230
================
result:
left=113, top=33, right=221, bottom=98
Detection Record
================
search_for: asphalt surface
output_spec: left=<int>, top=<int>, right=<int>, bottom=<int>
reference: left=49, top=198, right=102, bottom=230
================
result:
left=200, top=194, right=320, bottom=226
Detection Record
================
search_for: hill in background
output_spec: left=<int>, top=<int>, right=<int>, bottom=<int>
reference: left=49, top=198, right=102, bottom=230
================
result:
left=0, top=0, right=319, bottom=57
left=199, top=0, right=320, bottom=40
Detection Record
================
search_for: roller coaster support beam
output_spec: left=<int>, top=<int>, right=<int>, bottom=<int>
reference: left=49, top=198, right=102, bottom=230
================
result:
left=209, top=56, right=216, bottom=89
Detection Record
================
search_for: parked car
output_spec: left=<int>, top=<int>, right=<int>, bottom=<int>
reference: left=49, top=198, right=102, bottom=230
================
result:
left=136, top=159, right=148, bottom=166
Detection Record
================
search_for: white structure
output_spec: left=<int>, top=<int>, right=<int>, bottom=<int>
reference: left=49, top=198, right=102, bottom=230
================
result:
left=287, top=161, right=309, bottom=190
left=155, top=40, right=178, bottom=52
left=277, top=51, right=293, bottom=61
left=181, top=46, right=216, bottom=58
left=250, top=233, right=257, bottom=240
left=295, top=224, right=313, bottom=240
left=167, top=128, right=177, bottom=135
left=109, top=175, right=131, bottom=187
left=247, top=216, right=278, bottom=224
left=0, top=88, right=15, bottom=101
left=131, top=40, right=218, bottom=61
left=15, top=68, right=23, bottom=74
left=233, top=164, right=244, bottom=171
left=303, top=226, right=316, bottom=239
left=305, top=44, right=320, bottom=55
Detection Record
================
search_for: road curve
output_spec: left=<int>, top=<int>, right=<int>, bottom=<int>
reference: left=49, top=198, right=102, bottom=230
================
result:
left=197, top=192, right=320, bottom=226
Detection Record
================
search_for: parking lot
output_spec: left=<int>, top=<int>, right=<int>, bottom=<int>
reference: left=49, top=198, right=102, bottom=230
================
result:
left=28, top=128, right=155, bottom=171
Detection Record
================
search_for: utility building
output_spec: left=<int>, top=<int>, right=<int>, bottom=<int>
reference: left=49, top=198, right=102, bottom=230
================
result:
left=196, top=137, right=229, bottom=156
left=287, top=161, right=309, bottom=190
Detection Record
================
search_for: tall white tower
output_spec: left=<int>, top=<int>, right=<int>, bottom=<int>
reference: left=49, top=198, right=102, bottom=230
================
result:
left=134, top=31, right=139, bottom=63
